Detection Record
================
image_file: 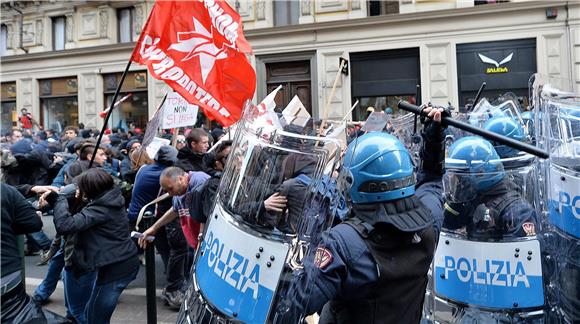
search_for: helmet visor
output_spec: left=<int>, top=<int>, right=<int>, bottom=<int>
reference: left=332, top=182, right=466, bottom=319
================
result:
left=443, top=172, right=478, bottom=203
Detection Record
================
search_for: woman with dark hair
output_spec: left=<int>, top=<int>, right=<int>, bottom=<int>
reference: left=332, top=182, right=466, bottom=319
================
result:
left=50, top=168, right=139, bottom=323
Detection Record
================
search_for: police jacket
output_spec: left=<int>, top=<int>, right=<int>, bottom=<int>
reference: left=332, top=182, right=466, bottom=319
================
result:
left=285, top=189, right=437, bottom=324
left=53, top=186, right=137, bottom=275
left=442, top=179, right=537, bottom=240
left=284, top=218, right=436, bottom=324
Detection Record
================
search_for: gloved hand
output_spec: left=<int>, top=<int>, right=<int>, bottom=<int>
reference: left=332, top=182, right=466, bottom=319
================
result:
left=419, top=103, right=452, bottom=175
left=442, top=200, right=474, bottom=230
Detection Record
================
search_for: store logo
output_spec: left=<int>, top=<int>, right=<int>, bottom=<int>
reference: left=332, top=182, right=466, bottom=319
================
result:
left=478, top=52, right=513, bottom=74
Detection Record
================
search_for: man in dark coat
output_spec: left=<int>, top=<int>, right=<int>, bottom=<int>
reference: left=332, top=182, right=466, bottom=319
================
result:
left=175, top=128, right=210, bottom=172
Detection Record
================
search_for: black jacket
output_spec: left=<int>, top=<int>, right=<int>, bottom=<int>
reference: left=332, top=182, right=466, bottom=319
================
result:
left=4, top=150, right=53, bottom=186
left=175, top=146, right=207, bottom=172
left=53, top=186, right=137, bottom=274
left=1, top=184, right=43, bottom=277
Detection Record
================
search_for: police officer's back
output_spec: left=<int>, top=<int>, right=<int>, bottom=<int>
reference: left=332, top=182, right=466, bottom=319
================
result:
left=282, top=132, right=436, bottom=324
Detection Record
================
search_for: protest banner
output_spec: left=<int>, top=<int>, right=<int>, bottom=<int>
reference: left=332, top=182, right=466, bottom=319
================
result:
left=146, top=137, right=171, bottom=160
left=162, top=92, right=199, bottom=129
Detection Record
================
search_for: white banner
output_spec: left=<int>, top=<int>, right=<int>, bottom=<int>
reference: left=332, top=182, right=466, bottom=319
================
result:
left=161, top=92, right=199, bottom=129
left=145, top=137, right=170, bottom=159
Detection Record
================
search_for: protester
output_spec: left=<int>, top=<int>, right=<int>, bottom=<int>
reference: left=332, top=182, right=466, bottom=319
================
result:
left=1, top=183, right=68, bottom=323
left=127, top=146, right=177, bottom=227
left=122, top=146, right=153, bottom=183
left=175, top=135, right=187, bottom=151
left=138, top=167, right=210, bottom=309
left=45, top=168, right=139, bottom=323
left=175, top=128, right=210, bottom=172
left=120, top=139, right=142, bottom=178
left=19, top=108, right=40, bottom=130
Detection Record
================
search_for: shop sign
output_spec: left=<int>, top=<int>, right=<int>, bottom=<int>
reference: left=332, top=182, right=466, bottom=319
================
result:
left=478, top=53, right=513, bottom=74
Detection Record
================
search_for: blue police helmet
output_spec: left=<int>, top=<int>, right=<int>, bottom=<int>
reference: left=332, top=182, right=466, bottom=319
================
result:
left=446, top=136, right=504, bottom=192
left=483, top=116, right=525, bottom=158
left=341, top=132, right=415, bottom=204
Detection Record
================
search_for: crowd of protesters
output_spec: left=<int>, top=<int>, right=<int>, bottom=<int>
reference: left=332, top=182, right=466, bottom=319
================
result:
left=1, top=118, right=229, bottom=323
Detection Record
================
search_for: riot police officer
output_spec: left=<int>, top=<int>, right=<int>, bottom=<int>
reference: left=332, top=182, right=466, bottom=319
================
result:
left=483, top=115, right=526, bottom=159
left=279, top=131, right=439, bottom=324
left=424, top=107, right=544, bottom=322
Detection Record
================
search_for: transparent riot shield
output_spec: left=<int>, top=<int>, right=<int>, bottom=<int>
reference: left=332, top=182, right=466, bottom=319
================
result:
left=178, top=102, right=345, bottom=324
left=532, top=74, right=580, bottom=323
left=466, top=92, right=526, bottom=129
left=388, top=112, right=423, bottom=165
left=425, top=137, right=544, bottom=323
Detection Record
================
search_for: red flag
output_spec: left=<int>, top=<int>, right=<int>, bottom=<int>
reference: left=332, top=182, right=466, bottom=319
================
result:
left=131, top=0, right=256, bottom=127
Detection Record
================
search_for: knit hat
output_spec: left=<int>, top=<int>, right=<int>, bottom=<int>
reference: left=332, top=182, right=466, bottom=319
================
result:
left=155, top=145, right=178, bottom=165
left=211, top=128, right=225, bottom=142
left=10, top=139, right=33, bottom=154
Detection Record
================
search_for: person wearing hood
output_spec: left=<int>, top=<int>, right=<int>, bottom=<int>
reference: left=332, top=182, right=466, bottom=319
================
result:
left=175, top=128, right=210, bottom=172
left=45, top=168, right=139, bottom=323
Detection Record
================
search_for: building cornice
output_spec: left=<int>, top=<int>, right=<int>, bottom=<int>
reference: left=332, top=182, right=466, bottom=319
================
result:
left=0, top=0, right=575, bottom=64
left=1, top=42, right=136, bottom=63
left=244, top=1, right=572, bottom=39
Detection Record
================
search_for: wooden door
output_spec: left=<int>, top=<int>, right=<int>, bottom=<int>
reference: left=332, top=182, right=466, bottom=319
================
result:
left=266, top=60, right=312, bottom=114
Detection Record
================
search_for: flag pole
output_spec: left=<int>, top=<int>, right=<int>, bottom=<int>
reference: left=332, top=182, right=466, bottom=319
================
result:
left=171, top=128, right=179, bottom=147
left=89, top=60, right=132, bottom=168
left=318, top=59, right=346, bottom=136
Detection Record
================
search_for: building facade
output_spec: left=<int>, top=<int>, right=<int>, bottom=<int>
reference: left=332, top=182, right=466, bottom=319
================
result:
left=1, top=0, right=579, bottom=131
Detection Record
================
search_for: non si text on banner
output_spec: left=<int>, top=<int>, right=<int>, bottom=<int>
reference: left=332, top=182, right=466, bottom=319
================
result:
left=162, top=92, right=199, bottom=129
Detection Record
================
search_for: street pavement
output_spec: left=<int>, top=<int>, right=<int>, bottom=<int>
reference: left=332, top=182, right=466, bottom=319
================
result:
left=23, top=215, right=178, bottom=324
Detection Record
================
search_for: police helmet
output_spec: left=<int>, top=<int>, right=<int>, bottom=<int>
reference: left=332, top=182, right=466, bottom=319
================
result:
left=341, top=132, right=415, bottom=204
left=483, top=116, right=525, bottom=158
left=444, top=136, right=504, bottom=202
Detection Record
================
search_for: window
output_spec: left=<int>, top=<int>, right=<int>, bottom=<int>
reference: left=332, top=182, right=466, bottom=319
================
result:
left=274, top=0, right=299, bottom=27
left=350, top=48, right=420, bottom=120
left=39, top=77, right=79, bottom=130
left=103, top=71, right=148, bottom=130
left=475, top=0, right=510, bottom=5
left=52, top=17, right=66, bottom=50
left=368, top=1, right=399, bottom=16
left=1, top=24, right=7, bottom=56
left=118, top=7, right=135, bottom=43
left=1, top=82, right=17, bottom=131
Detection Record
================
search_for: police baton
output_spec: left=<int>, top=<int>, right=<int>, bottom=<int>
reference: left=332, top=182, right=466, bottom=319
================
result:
left=142, top=211, right=157, bottom=324
left=397, top=100, right=549, bottom=159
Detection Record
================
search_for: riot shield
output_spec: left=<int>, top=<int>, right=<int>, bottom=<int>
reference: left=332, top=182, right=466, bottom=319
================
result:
left=178, top=102, right=345, bottom=324
left=424, top=132, right=544, bottom=323
left=532, top=74, right=579, bottom=323
left=388, top=112, right=423, bottom=166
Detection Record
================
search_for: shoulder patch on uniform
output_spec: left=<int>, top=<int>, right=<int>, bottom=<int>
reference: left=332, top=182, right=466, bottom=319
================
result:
left=314, top=247, right=333, bottom=269
left=522, top=222, right=536, bottom=236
